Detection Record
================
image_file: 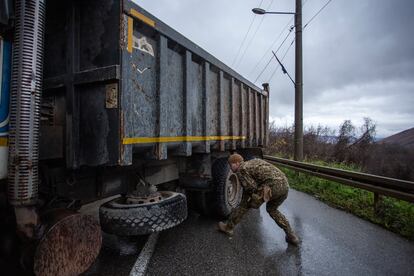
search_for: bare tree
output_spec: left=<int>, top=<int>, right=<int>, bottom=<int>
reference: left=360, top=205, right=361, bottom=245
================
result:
left=333, top=120, right=356, bottom=162
left=266, top=117, right=413, bottom=181
left=348, top=117, right=377, bottom=165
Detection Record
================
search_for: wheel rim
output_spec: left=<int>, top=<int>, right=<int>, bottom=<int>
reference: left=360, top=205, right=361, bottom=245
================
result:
left=126, top=192, right=164, bottom=205
left=110, top=191, right=176, bottom=208
left=226, top=173, right=242, bottom=208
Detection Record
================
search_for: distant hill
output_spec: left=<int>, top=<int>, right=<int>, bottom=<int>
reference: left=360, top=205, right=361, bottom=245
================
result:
left=381, top=127, right=414, bottom=148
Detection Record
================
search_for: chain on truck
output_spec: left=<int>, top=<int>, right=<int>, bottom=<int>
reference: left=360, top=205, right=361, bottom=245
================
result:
left=0, top=0, right=269, bottom=274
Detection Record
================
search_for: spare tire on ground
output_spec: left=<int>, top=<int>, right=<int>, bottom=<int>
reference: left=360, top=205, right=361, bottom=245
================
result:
left=99, top=191, right=187, bottom=236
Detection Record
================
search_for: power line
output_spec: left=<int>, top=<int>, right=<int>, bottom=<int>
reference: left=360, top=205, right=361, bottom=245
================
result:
left=254, top=55, right=274, bottom=83
left=249, top=0, right=308, bottom=78
left=267, top=37, right=295, bottom=83
left=248, top=16, right=294, bottom=77
left=264, top=0, right=335, bottom=83
left=303, top=0, right=333, bottom=29
left=254, top=27, right=293, bottom=83
left=272, top=50, right=295, bottom=85
left=234, top=0, right=275, bottom=69
left=231, top=16, right=257, bottom=67
left=231, top=0, right=265, bottom=67
left=249, top=0, right=309, bottom=79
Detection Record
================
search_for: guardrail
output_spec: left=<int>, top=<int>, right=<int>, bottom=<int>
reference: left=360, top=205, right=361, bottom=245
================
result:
left=263, top=155, right=414, bottom=203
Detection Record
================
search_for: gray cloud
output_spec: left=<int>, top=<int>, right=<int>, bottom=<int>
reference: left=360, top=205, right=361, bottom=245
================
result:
left=134, top=0, right=414, bottom=137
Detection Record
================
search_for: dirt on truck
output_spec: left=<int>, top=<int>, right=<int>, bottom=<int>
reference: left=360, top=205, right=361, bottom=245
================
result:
left=0, top=0, right=269, bottom=274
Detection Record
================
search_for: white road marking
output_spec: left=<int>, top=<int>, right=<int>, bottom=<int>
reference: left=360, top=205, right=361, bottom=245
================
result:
left=129, top=233, right=159, bottom=276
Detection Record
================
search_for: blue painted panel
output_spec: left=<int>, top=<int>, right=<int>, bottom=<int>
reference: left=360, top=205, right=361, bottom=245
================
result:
left=0, top=38, right=11, bottom=136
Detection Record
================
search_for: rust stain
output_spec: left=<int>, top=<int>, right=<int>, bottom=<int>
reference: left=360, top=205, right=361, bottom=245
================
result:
left=105, top=83, right=118, bottom=109
left=120, top=14, right=127, bottom=50
left=33, top=211, right=101, bottom=276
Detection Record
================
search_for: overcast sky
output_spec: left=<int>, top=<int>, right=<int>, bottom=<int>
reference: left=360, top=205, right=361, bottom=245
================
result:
left=134, top=0, right=414, bottom=137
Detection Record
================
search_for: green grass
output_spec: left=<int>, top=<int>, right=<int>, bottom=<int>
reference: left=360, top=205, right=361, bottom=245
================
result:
left=280, top=161, right=414, bottom=240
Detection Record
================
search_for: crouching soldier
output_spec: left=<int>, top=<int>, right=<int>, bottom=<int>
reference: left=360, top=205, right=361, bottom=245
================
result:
left=218, top=154, right=300, bottom=246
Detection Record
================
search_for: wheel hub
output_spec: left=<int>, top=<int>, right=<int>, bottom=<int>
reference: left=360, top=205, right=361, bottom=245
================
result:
left=126, top=192, right=164, bottom=205
left=226, top=173, right=242, bottom=208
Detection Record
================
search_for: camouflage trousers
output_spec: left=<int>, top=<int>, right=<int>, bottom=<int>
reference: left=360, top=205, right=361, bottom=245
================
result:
left=226, top=181, right=295, bottom=236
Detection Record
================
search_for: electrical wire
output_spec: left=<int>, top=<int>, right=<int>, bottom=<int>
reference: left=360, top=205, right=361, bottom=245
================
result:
left=264, top=0, right=335, bottom=83
left=248, top=16, right=294, bottom=77
left=304, top=0, right=333, bottom=29
left=254, top=27, right=293, bottom=83
left=231, top=0, right=265, bottom=67
left=267, top=37, right=295, bottom=83
left=272, top=50, right=295, bottom=85
left=234, top=0, right=275, bottom=69
left=249, top=0, right=309, bottom=79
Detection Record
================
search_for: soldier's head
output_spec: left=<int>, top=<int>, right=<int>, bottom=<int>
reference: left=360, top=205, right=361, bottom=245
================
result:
left=228, top=153, right=244, bottom=172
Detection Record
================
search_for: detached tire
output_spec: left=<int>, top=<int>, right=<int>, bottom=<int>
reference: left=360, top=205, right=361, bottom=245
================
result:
left=99, top=191, right=187, bottom=236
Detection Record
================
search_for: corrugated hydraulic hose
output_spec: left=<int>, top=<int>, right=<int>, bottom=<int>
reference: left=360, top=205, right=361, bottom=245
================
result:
left=8, top=0, right=46, bottom=206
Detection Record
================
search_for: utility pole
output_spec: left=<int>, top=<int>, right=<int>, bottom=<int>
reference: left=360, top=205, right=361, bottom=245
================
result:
left=294, top=0, right=303, bottom=161
left=252, top=2, right=303, bottom=161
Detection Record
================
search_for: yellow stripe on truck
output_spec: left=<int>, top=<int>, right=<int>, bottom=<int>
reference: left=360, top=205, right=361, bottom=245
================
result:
left=123, top=136, right=246, bottom=145
left=0, top=137, right=8, bottom=147
left=130, top=9, right=155, bottom=27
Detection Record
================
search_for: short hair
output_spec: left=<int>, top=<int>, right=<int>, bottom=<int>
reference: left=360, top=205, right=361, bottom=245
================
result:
left=228, top=153, right=244, bottom=164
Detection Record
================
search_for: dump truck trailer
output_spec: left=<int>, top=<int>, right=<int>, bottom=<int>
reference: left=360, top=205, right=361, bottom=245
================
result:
left=0, top=0, right=269, bottom=274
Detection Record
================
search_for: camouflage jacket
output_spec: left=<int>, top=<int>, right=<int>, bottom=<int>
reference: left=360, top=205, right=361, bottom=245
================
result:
left=236, top=159, right=288, bottom=193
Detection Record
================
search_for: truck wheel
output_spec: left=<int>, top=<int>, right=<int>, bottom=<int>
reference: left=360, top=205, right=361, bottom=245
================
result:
left=211, top=158, right=243, bottom=217
left=99, top=191, right=187, bottom=236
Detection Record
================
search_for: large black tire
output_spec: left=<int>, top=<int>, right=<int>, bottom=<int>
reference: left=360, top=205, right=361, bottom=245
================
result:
left=99, top=192, right=187, bottom=236
left=188, top=158, right=243, bottom=218
left=211, top=158, right=243, bottom=217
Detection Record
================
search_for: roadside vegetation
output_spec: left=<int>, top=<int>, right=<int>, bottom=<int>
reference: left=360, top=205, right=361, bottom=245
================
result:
left=265, top=118, right=414, bottom=240
left=281, top=164, right=414, bottom=240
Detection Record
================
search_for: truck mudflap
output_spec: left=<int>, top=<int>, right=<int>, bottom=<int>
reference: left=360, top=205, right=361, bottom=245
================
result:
left=0, top=37, right=11, bottom=180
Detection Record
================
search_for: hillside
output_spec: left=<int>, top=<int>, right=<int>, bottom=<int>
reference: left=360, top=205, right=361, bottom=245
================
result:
left=381, top=127, right=414, bottom=148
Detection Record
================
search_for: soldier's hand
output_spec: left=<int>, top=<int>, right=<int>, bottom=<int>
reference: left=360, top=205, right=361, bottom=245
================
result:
left=249, top=192, right=264, bottom=209
left=262, top=185, right=272, bottom=202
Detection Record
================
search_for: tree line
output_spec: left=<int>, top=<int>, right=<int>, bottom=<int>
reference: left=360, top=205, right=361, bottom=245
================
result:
left=266, top=118, right=414, bottom=181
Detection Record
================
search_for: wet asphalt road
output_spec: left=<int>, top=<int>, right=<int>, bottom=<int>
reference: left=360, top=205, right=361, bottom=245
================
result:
left=83, top=233, right=147, bottom=276
left=146, top=189, right=414, bottom=276
left=81, top=196, right=148, bottom=276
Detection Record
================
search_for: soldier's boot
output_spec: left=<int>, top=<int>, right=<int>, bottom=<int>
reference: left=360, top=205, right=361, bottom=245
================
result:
left=267, top=208, right=300, bottom=246
left=285, top=232, right=300, bottom=246
left=218, top=201, right=250, bottom=236
left=217, top=221, right=234, bottom=236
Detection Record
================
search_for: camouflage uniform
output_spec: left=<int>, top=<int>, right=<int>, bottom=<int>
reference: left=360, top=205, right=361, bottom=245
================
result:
left=226, top=159, right=295, bottom=238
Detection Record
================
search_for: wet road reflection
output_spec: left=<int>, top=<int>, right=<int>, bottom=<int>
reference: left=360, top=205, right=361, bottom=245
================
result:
left=146, top=189, right=414, bottom=276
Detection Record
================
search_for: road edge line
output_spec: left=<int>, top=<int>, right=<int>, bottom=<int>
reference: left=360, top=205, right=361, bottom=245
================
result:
left=129, top=233, right=159, bottom=276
